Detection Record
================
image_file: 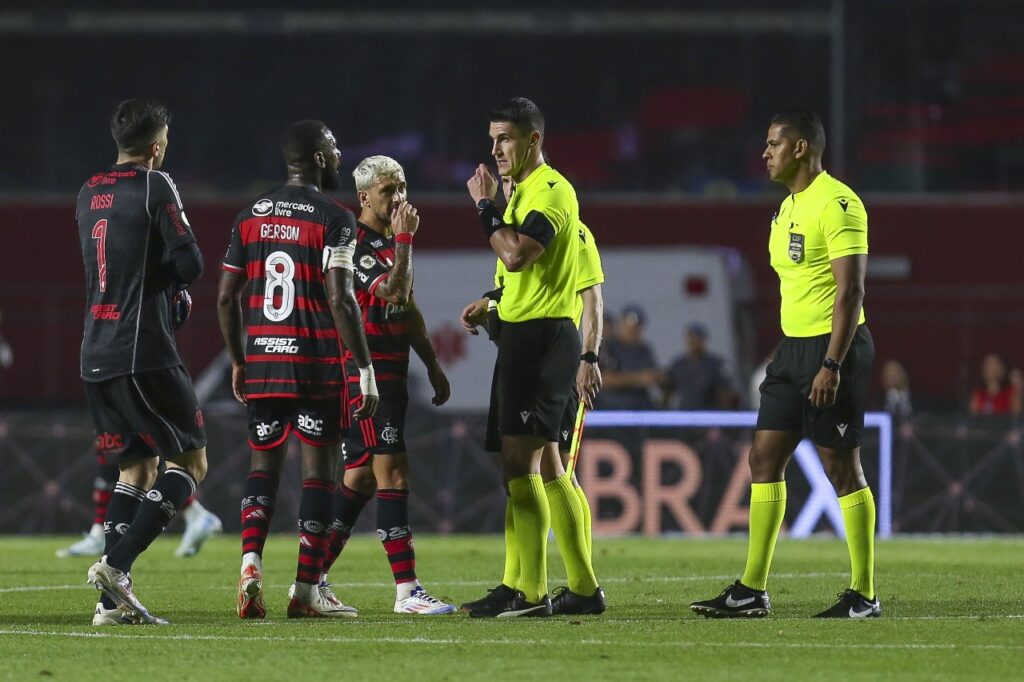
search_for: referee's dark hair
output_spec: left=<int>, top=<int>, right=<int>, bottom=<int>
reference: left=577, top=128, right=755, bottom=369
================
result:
left=110, top=99, right=171, bottom=154
left=282, top=120, right=329, bottom=165
left=771, top=109, right=826, bottom=154
left=489, top=97, right=545, bottom=138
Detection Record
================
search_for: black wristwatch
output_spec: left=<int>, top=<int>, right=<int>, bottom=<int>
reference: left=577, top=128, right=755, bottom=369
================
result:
left=581, top=352, right=599, bottom=364
left=822, top=357, right=841, bottom=373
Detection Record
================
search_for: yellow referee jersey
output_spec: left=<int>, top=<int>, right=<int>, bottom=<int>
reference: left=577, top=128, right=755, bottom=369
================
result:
left=498, top=164, right=580, bottom=323
left=769, top=171, right=868, bottom=337
left=572, top=222, right=604, bottom=327
left=493, top=222, right=603, bottom=327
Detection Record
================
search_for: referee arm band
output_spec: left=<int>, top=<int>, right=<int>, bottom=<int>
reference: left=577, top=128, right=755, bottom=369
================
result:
left=477, top=199, right=503, bottom=239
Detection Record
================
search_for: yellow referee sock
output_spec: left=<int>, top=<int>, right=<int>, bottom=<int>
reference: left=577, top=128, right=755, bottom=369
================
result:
left=508, top=474, right=550, bottom=603
left=839, top=487, right=876, bottom=599
left=741, top=481, right=787, bottom=592
left=501, top=497, right=519, bottom=589
left=545, top=473, right=599, bottom=596
left=574, top=483, right=593, bottom=559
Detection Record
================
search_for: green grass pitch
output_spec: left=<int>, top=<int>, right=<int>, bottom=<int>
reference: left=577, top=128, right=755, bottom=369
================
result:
left=1, top=535, right=1022, bottom=680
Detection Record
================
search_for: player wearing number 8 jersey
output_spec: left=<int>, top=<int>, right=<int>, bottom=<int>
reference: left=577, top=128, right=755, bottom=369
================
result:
left=218, top=120, right=378, bottom=619
left=78, top=98, right=209, bottom=626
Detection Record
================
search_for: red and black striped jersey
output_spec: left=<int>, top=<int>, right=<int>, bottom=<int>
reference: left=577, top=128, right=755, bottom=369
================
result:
left=76, top=164, right=198, bottom=381
left=223, top=185, right=356, bottom=399
left=345, top=223, right=410, bottom=387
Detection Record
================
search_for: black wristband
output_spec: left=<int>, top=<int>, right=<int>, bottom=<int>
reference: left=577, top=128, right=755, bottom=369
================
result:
left=822, top=356, right=841, bottom=373
left=477, top=199, right=502, bottom=239
left=581, top=351, right=599, bottom=364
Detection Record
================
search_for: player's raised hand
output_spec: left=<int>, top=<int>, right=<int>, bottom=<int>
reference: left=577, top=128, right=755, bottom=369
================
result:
left=427, top=362, right=451, bottom=406
left=502, top=177, right=516, bottom=202
left=467, top=164, right=498, bottom=204
left=460, top=297, right=489, bottom=335
left=391, top=200, right=420, bottom=236
left=231, top=364, right=248, bottom=405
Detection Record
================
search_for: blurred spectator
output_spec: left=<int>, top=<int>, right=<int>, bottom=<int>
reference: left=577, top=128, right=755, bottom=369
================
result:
left=881, top=359, right=913, bottom=421
left=969, top=353, right=1022, bottom=416
left=596, top=304, right=662, bottom=410
left=748, top=354, right=772, bottom=411
left=0, top=310, right=13, bottom=372
left=662, top=322, right=738, bottom=410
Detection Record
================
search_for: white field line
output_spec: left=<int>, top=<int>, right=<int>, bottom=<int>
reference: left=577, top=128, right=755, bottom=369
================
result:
left=1, top=629, right=1023, bottom=652
left=0, top=572, right=848, bottom=594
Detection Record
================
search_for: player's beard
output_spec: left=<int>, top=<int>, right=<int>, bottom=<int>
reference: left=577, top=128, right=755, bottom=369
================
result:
left=322, top=165, right=342, bottom=191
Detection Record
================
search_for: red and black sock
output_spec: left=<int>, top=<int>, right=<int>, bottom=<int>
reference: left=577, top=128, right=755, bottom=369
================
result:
left=377, top=488, right=416, bottom=585
left=296, top=478, right=335, bottom=585
left=93, top=457, right=118, bottom=527
left=322, top=483, right=372, bottom=575
left=100, top=481, right=145, bottom=609
left=106, top=469, right=197, bottom=573
left=241, top=470, right=279, bottom=558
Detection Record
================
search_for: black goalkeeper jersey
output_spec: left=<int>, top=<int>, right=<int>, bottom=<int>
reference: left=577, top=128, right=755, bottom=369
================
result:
left=223, top=185, right=357, bottom=399
left=77, top=164, right=199, bottom=382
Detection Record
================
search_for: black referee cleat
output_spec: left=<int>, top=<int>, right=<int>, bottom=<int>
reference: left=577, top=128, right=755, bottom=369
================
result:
left=469, top=590, right=552, bottom=618
left=550, top=586, right=607, bottom=615
left=460, top=584, right=516, bottom=613
left=690, top=580, right=772, bottom=618
left=814, top=589, right=882, bottom=619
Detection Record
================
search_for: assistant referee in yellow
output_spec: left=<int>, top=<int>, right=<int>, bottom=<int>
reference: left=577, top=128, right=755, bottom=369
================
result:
left=464, top=97, right=582, bottom=618
left=691, top=109, right=879, bottom=619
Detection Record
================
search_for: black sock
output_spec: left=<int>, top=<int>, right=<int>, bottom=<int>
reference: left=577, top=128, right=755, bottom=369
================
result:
left=100, top=482, right=144, bottom=609
left=377, top=488, right=416, bottom=584
left=296, top=479, right=335, bottom=585
left=106, top=469, right=197, bottom=573
left=241, top=470, right=279, bottom=558
left=321, top=483, right=372, bottom=575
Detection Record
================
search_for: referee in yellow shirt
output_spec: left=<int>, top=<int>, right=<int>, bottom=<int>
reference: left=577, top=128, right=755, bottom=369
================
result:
left=463, top=98, right=586, bottom=617
left=691, top=110, right=880, bottom=619
left=460, top=220, right=606, bottom=616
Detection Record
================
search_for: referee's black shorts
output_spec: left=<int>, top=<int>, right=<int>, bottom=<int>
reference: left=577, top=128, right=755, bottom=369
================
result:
left=756, top=325, right=875, bottom=450
left=489, top=317, right=581, bottom=446
left=85, top=365, right=207, bottom=464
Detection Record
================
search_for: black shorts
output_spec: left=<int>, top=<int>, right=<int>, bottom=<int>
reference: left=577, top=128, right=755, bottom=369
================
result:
left=492, top=318, right=581, bottom=444
left=247, top=396, right=344, bottom=450
left=85, top=365, right=207, bottom=464
left=756, top=325, right=875, bottom=449
left=558, top=387, right=583, bottom=453
left=342, top=384, right=408, bottom=469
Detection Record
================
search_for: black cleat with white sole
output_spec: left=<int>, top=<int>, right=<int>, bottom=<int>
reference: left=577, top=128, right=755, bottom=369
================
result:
left=469, top=590, right=552, bottom=618
left=690, top=580, right=771, bottom=618
left=814, top=589, right=881, bottom=619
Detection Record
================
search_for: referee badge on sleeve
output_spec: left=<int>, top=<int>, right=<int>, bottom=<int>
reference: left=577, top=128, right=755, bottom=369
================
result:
left=788, top=233, right=805, bottom=263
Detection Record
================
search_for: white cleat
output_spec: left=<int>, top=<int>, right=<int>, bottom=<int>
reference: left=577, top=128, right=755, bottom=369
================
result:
left=92, top=601, right=140, bottom=626
left=287, top=582, right=359, bottom=618
left=87, top=556, right=168, bottom=625
left=175, top=506, right=222, bottom=557
left=57, top=524, right=104, bottom=558
left=394, top=585, right=457, bottom=615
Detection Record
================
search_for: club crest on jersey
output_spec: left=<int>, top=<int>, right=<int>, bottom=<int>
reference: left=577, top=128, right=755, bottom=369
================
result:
left=788, top=233, right=805, bottom=263
left=252, top=198, right=274, bottom=216
left=359, top=255, right=377, bottom=270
